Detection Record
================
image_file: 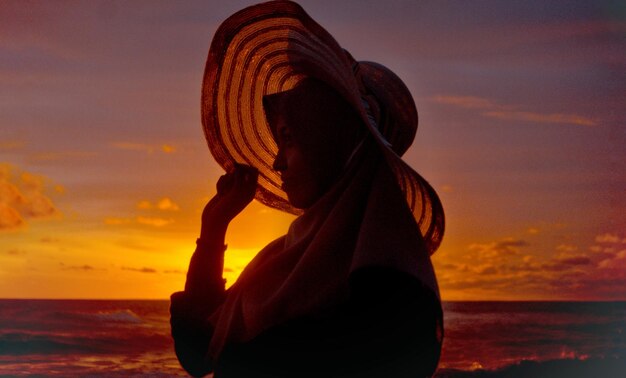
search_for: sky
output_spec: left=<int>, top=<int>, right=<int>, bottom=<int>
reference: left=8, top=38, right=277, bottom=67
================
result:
left=1, top=0, right=624, bottom=300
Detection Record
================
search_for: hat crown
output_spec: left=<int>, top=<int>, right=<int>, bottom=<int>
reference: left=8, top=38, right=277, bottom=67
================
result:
left=353, top=61, right=418, bottom=157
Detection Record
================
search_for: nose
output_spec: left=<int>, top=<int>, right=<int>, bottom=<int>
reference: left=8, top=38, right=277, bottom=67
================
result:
left=273, top=148, right=287, bottom=172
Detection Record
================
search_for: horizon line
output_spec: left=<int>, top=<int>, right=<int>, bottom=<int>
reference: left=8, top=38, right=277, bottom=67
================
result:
left=1, top=298, right=624, bottom=303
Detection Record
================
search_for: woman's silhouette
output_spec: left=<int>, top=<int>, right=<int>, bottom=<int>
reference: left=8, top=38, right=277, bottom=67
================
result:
left=170, top=1, right=445, bottom=377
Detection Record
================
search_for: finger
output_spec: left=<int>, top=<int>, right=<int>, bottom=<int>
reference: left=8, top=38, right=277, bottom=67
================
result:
left=216, top=175, right=227, bottom=193
left=217, top=172, right=236, bottom=194
left=233, top=165, right=245, bottom=183
left=234, top=163, right=257, bottom=174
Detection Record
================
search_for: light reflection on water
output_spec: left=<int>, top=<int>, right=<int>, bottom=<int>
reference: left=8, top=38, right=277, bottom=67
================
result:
left=0, top=300, right=624, bottom=376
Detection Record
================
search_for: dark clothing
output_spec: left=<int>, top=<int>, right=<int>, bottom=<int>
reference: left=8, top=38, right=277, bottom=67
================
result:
left=170, top=244, right=442, bottom=377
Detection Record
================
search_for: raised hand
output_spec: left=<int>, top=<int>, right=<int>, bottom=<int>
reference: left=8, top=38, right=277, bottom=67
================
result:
left=200, top=164, right=259, bottom=238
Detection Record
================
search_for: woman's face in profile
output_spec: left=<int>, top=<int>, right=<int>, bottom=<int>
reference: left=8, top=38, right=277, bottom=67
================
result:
left=271, top=110, right=333, bottom=209
left=265, top=79, right=365, bottom=210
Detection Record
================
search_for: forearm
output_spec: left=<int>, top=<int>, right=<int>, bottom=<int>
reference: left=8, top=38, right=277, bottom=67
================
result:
left=185, top=242, right=226, bottom=297
left=171, top=222, right=230, bottom=376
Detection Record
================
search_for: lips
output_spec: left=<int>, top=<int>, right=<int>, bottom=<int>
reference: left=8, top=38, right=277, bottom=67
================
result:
left=280, top=177, right=292, bottom=191
left=280, top=180, right=289, bottom=191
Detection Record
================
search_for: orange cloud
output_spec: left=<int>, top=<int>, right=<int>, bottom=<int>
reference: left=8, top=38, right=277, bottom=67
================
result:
left=107, top=197, right=179, bottom=228
left=0, top=164, right=60, bottom=231
left=597, top=249, right=626, bottom=270
left=60, top=263, right=97, bottom=271
left=0, top=203, right=24, bottom=230
left=136, top=216, right=173, bottom=227
left=433, top=233, right=624, bottom=300
left=595, top=233, right=623, bottom=244
left=136, top=197, right=180, bottom=211
left=468, top=238, right=529, bottom=260
left=137, top=197, right=180, bottom=211
left=156, top=197, right=179, bottom=211
left=104, top=216, right=174, bottom=227
left=28, top=151, right=97, bottom=162
left=482, top=110, right=596, bottom=127
left=111, top=142, right=176, bottom=154
left=431, top=95, right=597, bottom=127
left=556, top=244, right=578, bottom=252
left=122, top=266, right=157, bottom=273
left=161, top=144, right=176, bottom=153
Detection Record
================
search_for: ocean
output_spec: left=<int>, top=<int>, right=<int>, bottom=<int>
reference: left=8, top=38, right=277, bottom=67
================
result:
left=0, top=300, right=624, bottom=377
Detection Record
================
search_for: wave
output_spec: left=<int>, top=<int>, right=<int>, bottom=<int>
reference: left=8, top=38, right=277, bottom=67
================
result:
left=435, top=357, right=626, bottom=378
left=78, top=309, right=143, bottom=324
left=0, top=332, right=110, bottom=355
left=0, top=330, right=171, bottom=356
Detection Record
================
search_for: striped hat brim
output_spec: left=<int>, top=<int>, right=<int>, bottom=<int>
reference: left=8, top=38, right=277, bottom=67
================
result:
left=202, top=0, right=444, bottom=254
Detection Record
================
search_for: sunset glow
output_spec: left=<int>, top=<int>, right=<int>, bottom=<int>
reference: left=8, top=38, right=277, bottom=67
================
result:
left=1, top=0, right=624, bottom=300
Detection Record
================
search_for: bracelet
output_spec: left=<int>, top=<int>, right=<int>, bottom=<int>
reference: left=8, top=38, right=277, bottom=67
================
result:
left=196, top=238, right=227, bottom=253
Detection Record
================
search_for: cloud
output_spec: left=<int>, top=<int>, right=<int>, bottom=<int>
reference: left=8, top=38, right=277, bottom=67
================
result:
left=0, top=203, right=25, bottom=230
left=60, top=263, right=96, bottom=271
left=559, top=256, right=591, bottom=265
left=431, top=95, right=597, bottom=127
left=161, top=144, right=176, bottom=153
left=434, top=231, right=625, bottom=299
left=137, top=197, right=180, bottom=211
left=595, top=233, right=622, bottom=244
left=163, top=269, right=184, bottom=274
left=106, top=196, right=179, bottom=227
left=156, top=197, right=179, bottom=211
left=597, top=248, right=626, bottom=270
left=477, top=265, right=498, bottom=275
left=483, top=110, right=597, bottom=127
left=468, top=238, right=529, bottom=259
left=556, top=244, right=578, bottom=252
left=136, top=197, right=180, bottom=211
left=104, top=216, right=174, bottom=227
left=28, top=151, right=97, bottom=162
left=122, top=266, right=157, bottom=273
left=111, top=142, right=176, bottom=154
left=0, top=164, right=60, bottom=231
left=136, top=216, right=173, bottom=227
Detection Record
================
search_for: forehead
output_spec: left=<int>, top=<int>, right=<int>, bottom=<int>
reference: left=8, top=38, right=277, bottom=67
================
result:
left=263, top=90, right=291, bottom=140
left=263, top=78, right=347, bottom=136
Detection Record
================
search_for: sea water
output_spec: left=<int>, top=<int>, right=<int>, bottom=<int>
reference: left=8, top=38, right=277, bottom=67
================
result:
left=0, top=300, right=624, bottom=377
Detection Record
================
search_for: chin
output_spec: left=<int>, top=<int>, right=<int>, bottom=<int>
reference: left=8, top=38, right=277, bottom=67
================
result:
left=286, top=193, right=315, bottom=210
left=287, top=197, right=308, bottom=210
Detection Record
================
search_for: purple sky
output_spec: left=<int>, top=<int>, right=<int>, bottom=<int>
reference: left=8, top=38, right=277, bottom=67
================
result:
left=1, top=0, right=624, bottom=299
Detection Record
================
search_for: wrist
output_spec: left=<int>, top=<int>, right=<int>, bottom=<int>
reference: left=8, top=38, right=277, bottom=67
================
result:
left=200, top=219, right=229, bottom=239
left=195, top=238, right=227, bottom=253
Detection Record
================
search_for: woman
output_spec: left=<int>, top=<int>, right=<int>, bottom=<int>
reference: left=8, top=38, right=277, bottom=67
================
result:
left=171, top=1, right=445, bottom=377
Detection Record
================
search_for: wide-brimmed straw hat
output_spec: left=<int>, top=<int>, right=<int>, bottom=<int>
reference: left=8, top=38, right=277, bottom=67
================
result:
left=202, top=0, right=444, bottom=254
